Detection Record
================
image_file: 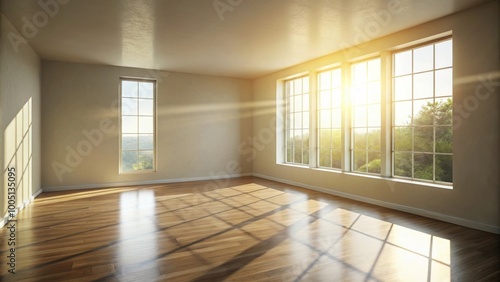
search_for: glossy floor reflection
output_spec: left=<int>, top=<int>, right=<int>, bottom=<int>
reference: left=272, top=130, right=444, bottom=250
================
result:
left=0, top=177, right=498, bottom=281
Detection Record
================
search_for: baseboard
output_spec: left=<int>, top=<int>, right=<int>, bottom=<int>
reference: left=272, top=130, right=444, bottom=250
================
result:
left=253, top=173, right=500, bottom=234
left=1, top=188, right=43, bottom=228
left=42, top=173, right=253, bottom=192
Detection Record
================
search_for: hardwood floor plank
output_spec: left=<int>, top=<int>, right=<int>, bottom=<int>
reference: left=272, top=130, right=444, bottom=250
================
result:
left=1, top=176, right=498, bottom=281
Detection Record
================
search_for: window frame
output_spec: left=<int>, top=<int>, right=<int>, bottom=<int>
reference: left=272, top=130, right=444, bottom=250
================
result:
left=391, top=37, right=453, bottom=185
left=277, top=34, right=453, bottom=187
left=119, top=77, right=157, bottom=174
left=284, top=75, right=310, bottom=166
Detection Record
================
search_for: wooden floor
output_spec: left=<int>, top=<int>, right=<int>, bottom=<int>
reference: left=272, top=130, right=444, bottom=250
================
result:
left=1, top=177, right=499, bottom=281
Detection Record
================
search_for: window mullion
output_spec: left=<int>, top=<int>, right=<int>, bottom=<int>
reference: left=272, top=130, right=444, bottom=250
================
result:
left=309, top=72, right=318, bottom=168
left=380, top=51, right=392, bottom=177
left=341, top=62, right=351, bottom=172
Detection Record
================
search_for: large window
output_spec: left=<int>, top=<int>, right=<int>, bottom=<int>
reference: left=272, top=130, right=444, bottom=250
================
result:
left=392, top=39, right=453, bottom=183
left=351, top=58, right=381, bottom=174
left=120, top=78, right=156, bottom=173
left=318, top=68, right=342, bottom=169
left=285, top=76, right=310, bottom=165
left=279, top=36, right=453, bottom=186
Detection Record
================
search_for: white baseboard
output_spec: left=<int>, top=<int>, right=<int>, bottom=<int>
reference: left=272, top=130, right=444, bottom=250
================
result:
left=1, top=188, right=43, bottom=228
left=42, top=173, right=253, bottom=192
left=253, top=173, right=500, bottom=234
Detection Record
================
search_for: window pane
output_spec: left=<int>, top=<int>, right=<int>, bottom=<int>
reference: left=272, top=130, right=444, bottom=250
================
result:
left=331, top=129, right=342, bottom=148
left=394, top=75, right=412, bottom=101
left=303, top=78, right=309, bottom=94
left=332, top=109, right=341, bottom=128
left=414, top=72, right=434, bottom=99
left=353, top=150, right=366, bottom=172
left=352, top=63, right=367, bottom=84
left=394, top=127, right=412, bottom=151
left=332, top=89, right=342, bottom=108
left=319, top=129, right=332, bottom=148
left=352, top=85, right=367, bottom=106
left=294, top=79, right=303, bottom=95
left=319, top=72, right=331, bottom=90
left=122, top=134, right=138, bottom=150
left=137, top=150, right=154, bottom=170
left=139, top=134, right=154, bottom=150
left=122, top=116, right=138, bottom=133
left=435, top=69, right=452, bottom=97
left=394, top=152, right=412, bottom=177
left=435, top=154, right=453, bottom=182
left=367, top=105, right=380, bottom=127
left=331, top=150, right=342, bottom=169
left=414, top=153, right=433, bottom=180
left=413, top=99, right=434, bottom=125
left=303, top=94, right=309, bottom=110
left=367, top=81, right=381, bottom=104
left=122, top=151, right=137, bottom=171
left=353, top=106, right=367, bottom=127
left=319, top=90, right=331, bottom=109
left=435, top=40, right=452, bottom=69
left=414, top=126, right=433, bottom=152
left=139, top=99, right=154, bottom=116
left=320, top=110, right=331, bottom=128
left=139, top=117, right=154, bottom=134
left=319, top=147, right=331, bottom=167
left=303, top=111, right=310, bottom=129
left=367, top=151, right=381, bottom=173
left=294, top=113, right=303, bottom=129
left=394, top=50, right=412, bottom=76
left=122, top=98, right=138, bottom=115
left=394, top=101, right=412, bottom=126
left=139, top=82, right=154, bottom=98
left=367, top=129, right=380, bottom=150
left=122, top=81, right=138, bottom=97
left=294, top=95, right=303, bottom=111
left=435, top=126, right=452, bottom=153
left=435, top=98, right=453, bottom=125
left=353, top=128, right=367, bottom=150
left=414, top=45, right=434, bottom=73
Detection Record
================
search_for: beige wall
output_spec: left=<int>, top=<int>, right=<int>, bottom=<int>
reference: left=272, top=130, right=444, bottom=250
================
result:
left=252, top=1, right=499, bottom=232
left=41, top=61, right=253, bottom=189
left=0, top=14, right=42, bottom=224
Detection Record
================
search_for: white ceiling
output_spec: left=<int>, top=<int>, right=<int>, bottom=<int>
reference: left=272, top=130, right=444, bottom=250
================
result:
left=1, top=0, right=489, bottom=78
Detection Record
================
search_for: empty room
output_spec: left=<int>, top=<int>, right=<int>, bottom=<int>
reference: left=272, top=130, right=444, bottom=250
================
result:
left=1, top=0, right=499, bottom=281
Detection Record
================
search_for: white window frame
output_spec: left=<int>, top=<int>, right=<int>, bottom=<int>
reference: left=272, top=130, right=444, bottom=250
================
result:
left=119, top=77, right=157, bottom=174
left=276, top=34, right=453, bottom=187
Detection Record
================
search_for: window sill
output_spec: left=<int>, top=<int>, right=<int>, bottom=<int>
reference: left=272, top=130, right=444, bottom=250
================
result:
left=277, top=163, right=453, bottom=189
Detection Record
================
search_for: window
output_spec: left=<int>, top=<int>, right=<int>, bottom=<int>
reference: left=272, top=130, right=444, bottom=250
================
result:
left=278, top=35, right=453, bottom=186
left=285, top=76, right=309, bottom=165
left=351, top=58, right=381, bottom=174
left=318, top=68, right=342, bottom=169
left=120, top=78, right=156, bottom=173
left=392, top=39, right=453, bottom=183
